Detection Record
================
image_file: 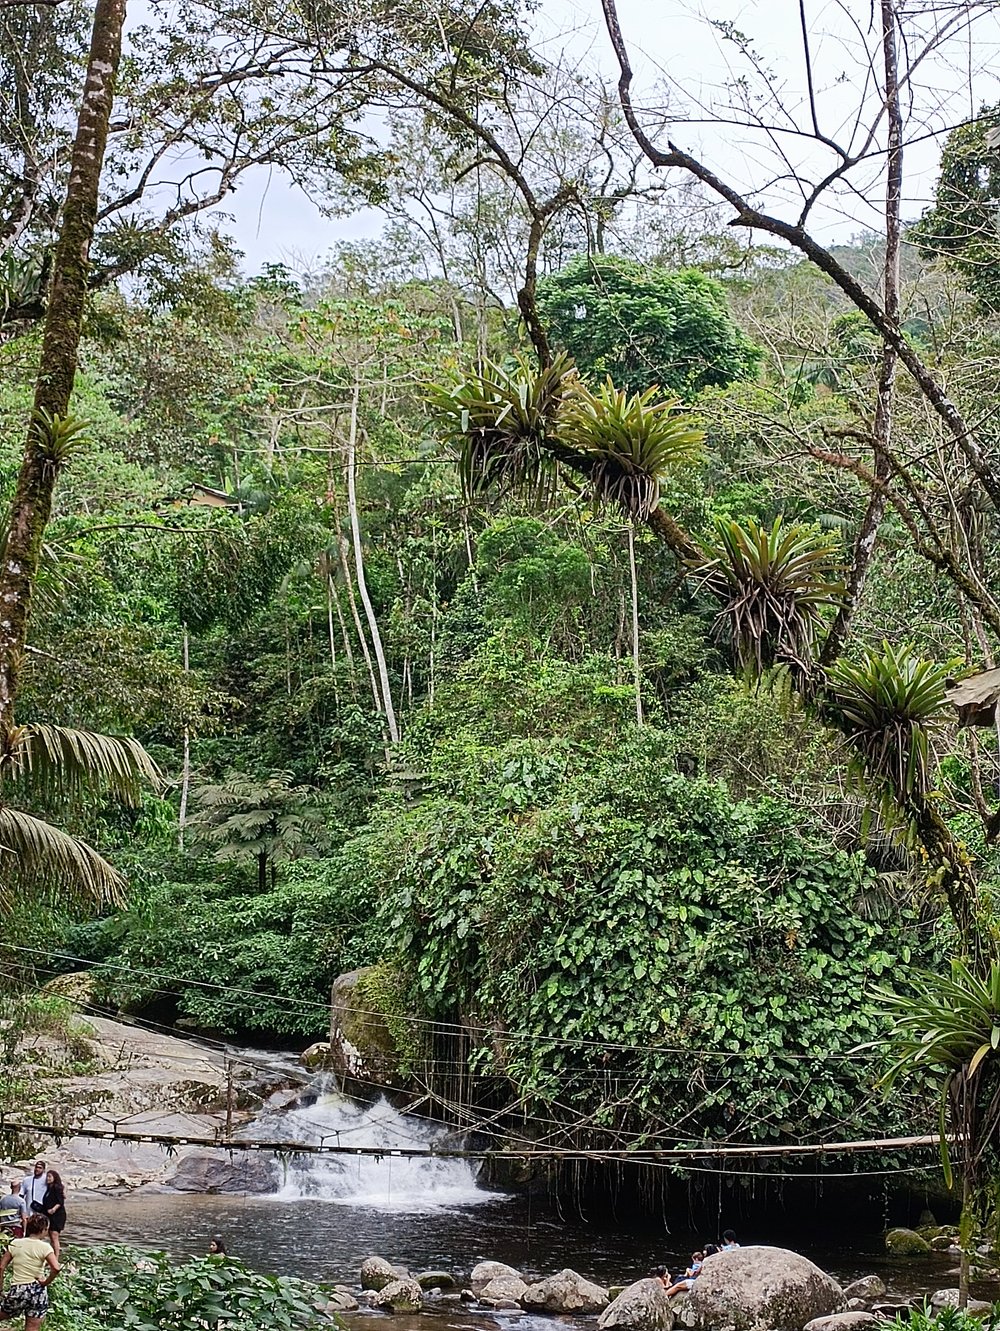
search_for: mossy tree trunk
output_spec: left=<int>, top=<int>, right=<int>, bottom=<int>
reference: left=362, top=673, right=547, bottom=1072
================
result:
left=0, top=0, right=127, bottom=732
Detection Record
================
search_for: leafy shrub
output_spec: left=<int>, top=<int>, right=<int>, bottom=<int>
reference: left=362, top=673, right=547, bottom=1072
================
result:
left=372, top=731, right=939, bottom=1147
left=48, top=1246, right=335, bottom=1331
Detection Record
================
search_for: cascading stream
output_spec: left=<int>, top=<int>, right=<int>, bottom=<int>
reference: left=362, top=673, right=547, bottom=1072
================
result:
left=250, top=1088, right=496, bottom=1210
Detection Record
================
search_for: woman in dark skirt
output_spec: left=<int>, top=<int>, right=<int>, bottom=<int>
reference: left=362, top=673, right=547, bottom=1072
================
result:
left=40, top=1171, right=65, bottom=1259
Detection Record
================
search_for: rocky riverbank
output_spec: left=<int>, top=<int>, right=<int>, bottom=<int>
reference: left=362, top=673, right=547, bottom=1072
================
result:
left=5, top=1011, right=304, bottom=1191
left=334, top=1246, right=997, bottom=1330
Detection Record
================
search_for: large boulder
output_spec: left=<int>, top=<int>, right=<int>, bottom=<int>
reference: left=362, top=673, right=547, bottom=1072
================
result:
left=360, top=1256, right=407, bottom=1291
left=470, top=1261, right=524, bottom=1297
left=884, top=1229, right=930, bottom=1257
left=688, top=1246, right=844, bottom=1331
left=841, top=1278, right=886, bottom=1304
left=330, top=965, right=412, bottom=1086
left=521, top=1269, right=610, bottom=1314
left=598, top=1278, right=674, bottom=1331
left=479, top=1276, right=529, bottom=1308
left=166, top=1150, right=278, bottom=1194
left=371, top=1279, right=423, bottom=1312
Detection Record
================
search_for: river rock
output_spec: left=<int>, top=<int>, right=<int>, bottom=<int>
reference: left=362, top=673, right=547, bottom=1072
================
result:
left=325, top=1290, right=360, bottom=1312
left=841, top=1278, right=886, bottom=1304
left=688, top=1246, right=845, bottom=1331
left=479, top=1272, right=532, bottom=1304
left=479, top=1275, right=529, bottom=1307
left=331, top=965, right=412, bottom=1086
left=470, top=1261, right=524, bottom=1296
left=884, top=1229, right=930, bottom=1257
left=417, top=1271, right=456, bottom=1291
left=371, top=1278, right=423, bottom=1312
left=804, top=1314, right=882, bottom=1331
left=672, top=1294, right=697, bottom=1329
left=521, top=1269, right=610, bottom=1314
left=166, top=1150, right=278, bottom=1194
left=930, top=1290, right=995, bottom=1315
left=598, top=1278, right=674, bottom=1331
left=300, top=1041, right=335, bottom=1071
left=361, top=1256, right=408, bottom=1291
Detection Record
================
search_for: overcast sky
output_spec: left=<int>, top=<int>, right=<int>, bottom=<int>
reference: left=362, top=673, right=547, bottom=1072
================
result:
left=215, top=0, right=1000, bottom=273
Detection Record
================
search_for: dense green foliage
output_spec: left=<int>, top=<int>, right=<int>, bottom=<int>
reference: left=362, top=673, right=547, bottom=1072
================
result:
left=5, top=24, right=1000, bottom=1182
left=537, top=255, right=763, bottom=394
left=48, top=1247, right=333, bottom=1331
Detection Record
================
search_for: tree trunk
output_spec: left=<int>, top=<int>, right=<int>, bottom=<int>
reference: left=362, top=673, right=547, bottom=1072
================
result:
left=338, top=533, right=382, bottom=716
left=820, top=0, right=901, bottom=669
left=627, top=525, right=643, bottom=727
left=959, top=1172, right=973, bottom=1310
left=257, top=850, right=268, bottom=896
left=0, top=0, right=127, bottom=731
left=178, top=624, right=191, bottom=850
left=346, top=382, right=399, bottom=744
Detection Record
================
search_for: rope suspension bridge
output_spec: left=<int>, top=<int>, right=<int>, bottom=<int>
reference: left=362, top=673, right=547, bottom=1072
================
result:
left=0, top=1116, right=946, bottom=1164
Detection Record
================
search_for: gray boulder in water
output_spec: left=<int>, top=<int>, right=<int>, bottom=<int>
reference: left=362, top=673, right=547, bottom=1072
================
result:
left=360, top=1256, right=408, bottom=1291
left=470, top=1261, right=524, bottom=1297
left=166, top=1150, right=278, bottom=1194
left=521, top=1268, right=610, bottom=1314
left=840, top=1278, right=886, bottom=1304
left=478, top=1275, right=529, bottom=1307
left=598, top=1278, right=674, bottom=1331
left=371, top=1278, right=423, bottom=1312
left=688, top=1246, right=845, bottom=1331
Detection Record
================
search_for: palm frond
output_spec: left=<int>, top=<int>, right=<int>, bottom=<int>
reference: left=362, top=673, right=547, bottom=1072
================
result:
left=559, top=379, right=704, bottom=520
left=4, top=724, right=162, bottom=806
left=696, top=515, right=844, bottom=678
left=427, top=353, right=577, bottom=504
left=0, top=806, right=124, bottom=913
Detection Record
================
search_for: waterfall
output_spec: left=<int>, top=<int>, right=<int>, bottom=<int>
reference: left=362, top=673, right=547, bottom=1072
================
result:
left=251, top=1090, right=497, bottom=1210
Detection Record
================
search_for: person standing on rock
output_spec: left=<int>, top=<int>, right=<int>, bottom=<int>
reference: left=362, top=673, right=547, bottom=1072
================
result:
left=39, top=1174, right=65, bottom=1261
left=18, top=1166, right=44, bottom=1220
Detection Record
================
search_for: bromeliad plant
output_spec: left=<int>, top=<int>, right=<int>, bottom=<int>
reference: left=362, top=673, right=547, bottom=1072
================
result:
left=826, top=642, right=956, bottom=812
left=874, top=960, right=1000, bottom=1307
left=427, top=353, right=577, bottom=504
left=428, top=356, right=704, bottom=522
left=825, top=642, right=978, bottom=950
left=559, top=379, right=704, bottom=520
left=695, top=515, right=845, bottom=680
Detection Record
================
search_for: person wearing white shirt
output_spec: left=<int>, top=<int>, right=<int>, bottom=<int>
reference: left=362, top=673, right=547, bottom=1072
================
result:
left=19, top=1162, right=46, bottom=1215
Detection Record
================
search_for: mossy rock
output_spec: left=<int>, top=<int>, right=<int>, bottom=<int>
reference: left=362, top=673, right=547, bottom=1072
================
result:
left=885, top=1228, right=931, bottom=1257
left=330, top=964, right=424, bottom=1086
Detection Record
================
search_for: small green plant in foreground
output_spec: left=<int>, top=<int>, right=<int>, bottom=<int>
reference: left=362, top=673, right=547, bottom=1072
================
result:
left=48, top=1245, right=337, bottom=1331
left=894, top=1303, right=1000, bottom=1331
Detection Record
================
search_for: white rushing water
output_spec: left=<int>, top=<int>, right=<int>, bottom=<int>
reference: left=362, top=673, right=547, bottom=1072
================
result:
left=252, top=1089, right=497, bottom=1211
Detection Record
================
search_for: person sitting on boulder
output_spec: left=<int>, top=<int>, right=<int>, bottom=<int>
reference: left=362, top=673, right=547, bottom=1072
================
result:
left=650, top=1266, right=671, bottom=1288
left=721, top=1230, right=739, bottom=1250
left=665, top=1252, right=703, bottom=1297
left=702, top=1244, right=719, bottom=1257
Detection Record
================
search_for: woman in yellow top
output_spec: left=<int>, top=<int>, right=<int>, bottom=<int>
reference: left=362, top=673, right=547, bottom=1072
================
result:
left=0, top=1213, right=60, bottom=1329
